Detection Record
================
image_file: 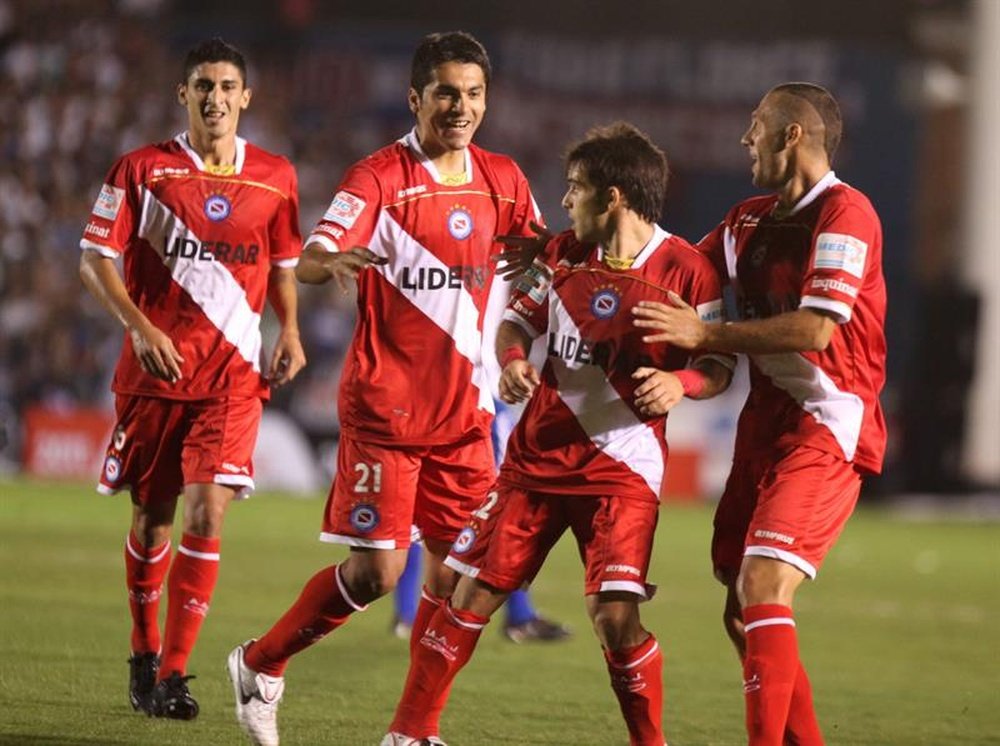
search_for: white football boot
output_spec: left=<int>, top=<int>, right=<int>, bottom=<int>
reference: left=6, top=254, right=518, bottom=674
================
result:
left=228, top=640, right=284, bottom=746
left=379, top=732, right=448, bottom=745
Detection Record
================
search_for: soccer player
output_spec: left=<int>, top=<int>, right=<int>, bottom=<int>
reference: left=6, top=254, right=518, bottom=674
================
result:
left=632, top=83, right=886, bottom=745
left=226, top=31, right=544, bottom=746
left=383, top=122, right=734, bottom=746
left=78, top=38, right=305, bottom=720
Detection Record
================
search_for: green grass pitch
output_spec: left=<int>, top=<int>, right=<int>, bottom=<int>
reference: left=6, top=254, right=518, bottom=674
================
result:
left=1, top=478, right=997, bottom=745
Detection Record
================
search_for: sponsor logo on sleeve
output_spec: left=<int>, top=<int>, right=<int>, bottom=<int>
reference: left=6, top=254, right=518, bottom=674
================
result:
left=814, top=232, right=868, bottom=279
left=695, top=298, right=724, bottom=323
left=92, top=183, right=125, bottom=221
left=323, top=191, right=366, bottom=229
left=810, top=276, right=859, bottom=298
left=84, top=222, right=111, bottom=239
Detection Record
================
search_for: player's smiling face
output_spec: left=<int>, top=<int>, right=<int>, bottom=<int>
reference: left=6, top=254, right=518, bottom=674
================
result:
left=741, top=93, right=790, bottom=189
left=410, top=61, right=486, bottom=158
left=178, top=61, right=251, bottom=143
left=562, top=162, right=610, bottom=243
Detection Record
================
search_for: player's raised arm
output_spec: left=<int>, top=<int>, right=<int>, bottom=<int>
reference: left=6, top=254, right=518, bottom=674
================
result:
left=79, top=249, right=184, bottom=383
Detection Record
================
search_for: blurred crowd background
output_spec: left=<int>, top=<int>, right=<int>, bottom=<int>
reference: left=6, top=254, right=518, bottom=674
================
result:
left=1, top=0, right=996, bottom=498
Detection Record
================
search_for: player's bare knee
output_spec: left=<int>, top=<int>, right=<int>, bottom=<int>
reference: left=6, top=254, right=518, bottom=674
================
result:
left=737, top=557, right=803, bottom=606
left=589, top=603, right=642, bottom=651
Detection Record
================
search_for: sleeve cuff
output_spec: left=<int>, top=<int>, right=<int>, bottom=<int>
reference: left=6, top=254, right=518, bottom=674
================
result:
left=306, top=234, right=340, bottom=254
left=80, top=240, right=120, bottom=259
left=801, top=296, right=852, bottom=324
left=501, top=309, right=542, bottom=339
left=271, top=257, right=300, bottom=268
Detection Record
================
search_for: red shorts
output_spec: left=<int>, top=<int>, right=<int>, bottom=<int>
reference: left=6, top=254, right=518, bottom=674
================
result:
left=320, top=434, right=495, bottom=550
left=445, top=483, right=660, bottom=599
left=98, top=394, right=263, bottom=504
left=712, top=446, right=862, bottom=580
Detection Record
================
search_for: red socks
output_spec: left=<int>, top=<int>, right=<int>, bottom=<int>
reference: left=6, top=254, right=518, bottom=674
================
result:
left=159, top=533, right=220, bottom=679
left=124, top=531, right=171, bottom=654
left=245, top=564, right=362, bottom=677
left=784, top=662, right=824, bottom=745
left=742, top=604, right=802, bottom=746
left=605, top=634, right=665, bottom=746
left=409, top=586, right=445, bottom=659
left=390, top=602, right=487, bottom=738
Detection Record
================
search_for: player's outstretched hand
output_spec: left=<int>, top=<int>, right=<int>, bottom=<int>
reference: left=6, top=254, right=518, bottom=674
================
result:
left=494, top=221, right=552, bottom=280
left=632, top=367, right=684, bottom=416
left=632, top=291, right=707, bottom=349
left=129, top=322, right=185, bottom=383
left=499, top=359, right=540, bottom=404
left=268, top=328, right=306, bottom=387
left=327, top=247, right=387, bottom=293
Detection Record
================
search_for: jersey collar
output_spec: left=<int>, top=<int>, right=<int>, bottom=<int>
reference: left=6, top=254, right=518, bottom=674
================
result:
left=784, top=170, right=841, bottom=216
left=596, top=224, right=671, bottom=270
left=176, top=132, right=247, bottom=175
left=401, top=128, right=474, bottom=185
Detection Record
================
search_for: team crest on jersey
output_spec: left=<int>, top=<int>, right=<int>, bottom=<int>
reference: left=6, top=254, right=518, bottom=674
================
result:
left=590, top=286, right=621, bottom=319
left=204, top=194, right=231, bottom=222
left=104, top=456, right=122, bottom=483
left=451, top=527, right=477, bottom=555
left=349, top=503, right=380, bottom=534
left=113, top=427, right=127, bottom=452
left=447, top=205, right=473, bottom=240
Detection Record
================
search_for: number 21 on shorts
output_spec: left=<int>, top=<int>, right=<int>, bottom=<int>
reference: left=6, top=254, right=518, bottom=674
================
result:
left=353, top=462, right=382, bottom=493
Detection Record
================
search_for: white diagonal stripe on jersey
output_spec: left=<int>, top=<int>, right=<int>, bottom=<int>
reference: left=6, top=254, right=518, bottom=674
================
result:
left=137, top=188, right=262, bottom=372
left=369, top=210, right=494, bottom=413
left=751, top=352, right=864, bottom=462
left=547, top=293, right=664, bottom=497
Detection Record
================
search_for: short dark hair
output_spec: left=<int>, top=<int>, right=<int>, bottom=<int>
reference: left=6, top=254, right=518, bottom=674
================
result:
left=182, top=38, right=248, bottom=85
left=565, top=122, right=669, bottom=224
left=771, top=82, right=843, bottom=161
left=410, top=31, right=491, bottom=95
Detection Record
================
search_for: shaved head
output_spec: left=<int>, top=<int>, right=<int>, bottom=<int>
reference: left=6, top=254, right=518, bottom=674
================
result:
left=764, top=83, right=843, bottom=162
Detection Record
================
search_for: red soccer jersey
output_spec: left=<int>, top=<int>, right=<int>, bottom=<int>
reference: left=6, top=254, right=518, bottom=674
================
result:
left=80, top=133, right=302, bottom=401
left=500, top=227, right=732, bottom=502
left=307, top=130, right=541, bottom=446
left=699, top=171, right=887, bottom=474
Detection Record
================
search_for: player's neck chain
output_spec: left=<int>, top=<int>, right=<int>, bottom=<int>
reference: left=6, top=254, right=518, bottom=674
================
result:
left=439, top=170, right=468, bottom=186
left=205, top=163, right=236, bottom=176
left=603, top=254, right=636, bottom=270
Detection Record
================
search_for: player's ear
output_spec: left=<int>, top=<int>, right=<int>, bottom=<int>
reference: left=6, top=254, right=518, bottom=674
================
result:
left=241, top=86, right=252, bottom=110
left=605, top=185, right=623, bottom=212
left=407, top=87, right=420, bottom=115
left=784, top=122, right=803, bottom=148
left=177, top=83, right=187, bottom=106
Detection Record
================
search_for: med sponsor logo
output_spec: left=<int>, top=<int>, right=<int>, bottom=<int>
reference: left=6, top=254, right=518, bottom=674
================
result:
left=323, top=190, right=366, bottom=229
left=696, top=298, right=724, bottom=323
left=813, top=232, right=868, bottom=279
left=92, top=183, right=125, bottom=221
